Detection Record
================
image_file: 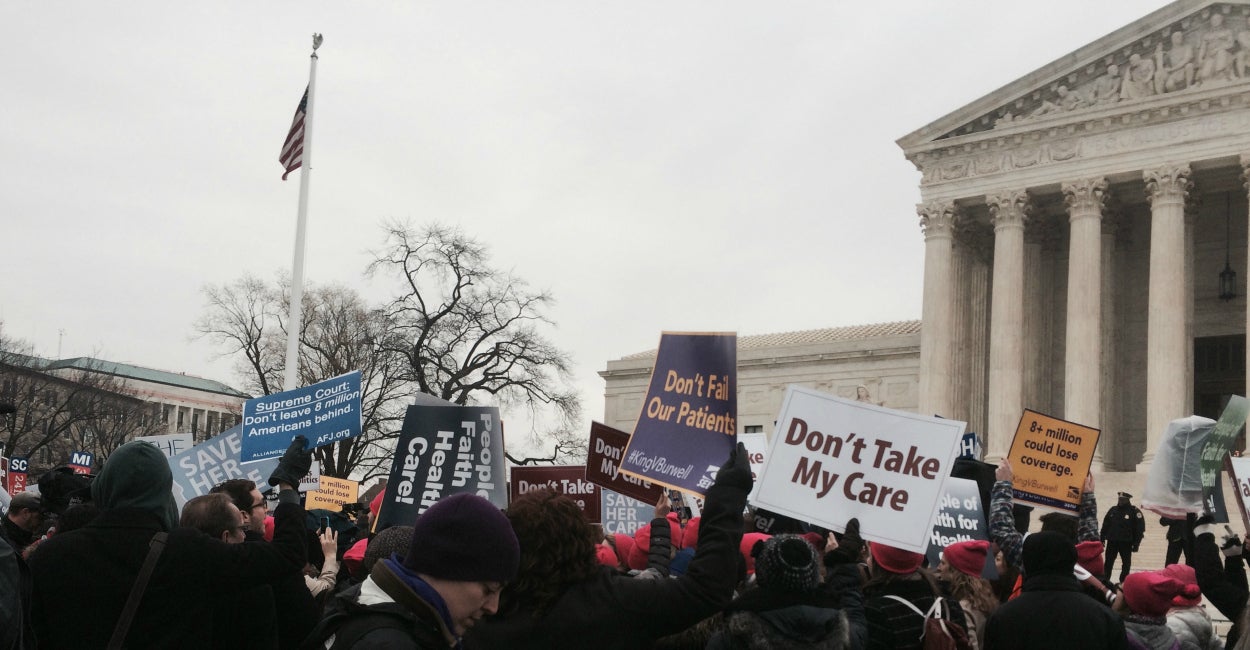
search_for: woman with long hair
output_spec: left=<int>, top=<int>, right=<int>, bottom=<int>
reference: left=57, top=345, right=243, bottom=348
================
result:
left=862, top=541, right=969, bottom=650
left=462, top=443, right=755, bottom=650
left=938, top=540, right=999, bottom=650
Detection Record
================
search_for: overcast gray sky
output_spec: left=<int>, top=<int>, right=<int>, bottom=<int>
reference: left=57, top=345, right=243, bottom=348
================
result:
left=3, top=1, right=1173, bottom=449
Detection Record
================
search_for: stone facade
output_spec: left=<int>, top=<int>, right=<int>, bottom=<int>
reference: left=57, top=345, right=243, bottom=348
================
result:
left=899, top=0, right=1250, bottom=470
left=599, top=322, right=920, bottom=439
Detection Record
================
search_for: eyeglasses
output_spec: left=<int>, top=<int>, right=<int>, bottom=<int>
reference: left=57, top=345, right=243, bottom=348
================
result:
left=250, top=501, right=268, bottom=511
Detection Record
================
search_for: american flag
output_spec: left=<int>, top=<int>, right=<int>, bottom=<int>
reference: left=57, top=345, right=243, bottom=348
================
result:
left=279, top=87, right=308, bottom=180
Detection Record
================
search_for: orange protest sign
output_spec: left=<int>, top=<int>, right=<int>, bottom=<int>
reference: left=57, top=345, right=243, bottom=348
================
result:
left=1006, top=409, right=1100, bottom=513
left=306, top=476, right=360, bottom=512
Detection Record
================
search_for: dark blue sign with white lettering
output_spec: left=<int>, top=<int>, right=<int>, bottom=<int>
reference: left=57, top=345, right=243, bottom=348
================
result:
left=240, top=371, right=362, bottom=462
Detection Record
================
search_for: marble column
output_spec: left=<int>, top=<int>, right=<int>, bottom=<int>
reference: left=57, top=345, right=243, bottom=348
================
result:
left=1096, top=214, right=1118, bottom=470
left=918, top=200, right=958, bottom=419
left=1062, top=178, right=1108, bottom=431
left=1241, top=155, right=1250, bottom=389
left=986, top=190, right=1030, bottom=463
left=1141, top=164, right=1192, bottom=469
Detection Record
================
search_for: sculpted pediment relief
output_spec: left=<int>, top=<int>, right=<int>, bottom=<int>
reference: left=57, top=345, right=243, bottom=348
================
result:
left=937, top=3, right=1250, bottom=140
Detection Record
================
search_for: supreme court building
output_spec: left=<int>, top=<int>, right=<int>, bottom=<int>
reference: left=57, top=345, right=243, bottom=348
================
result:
left=900, top=0, right=1250, bottom=471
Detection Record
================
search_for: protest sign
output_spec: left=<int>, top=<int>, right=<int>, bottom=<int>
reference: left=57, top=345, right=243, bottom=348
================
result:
left=959, top=432, right=981, bottom=459
left=1200, top=396, right=1250, bottom=496
left=167, top=426, right=280, bottom=508
left=67, top=450, right=94, bottom=475
left=740, top=431, right=768, bottom=501
left=510, top=465, right=601, bottom=523
left=306, top=475, right=360, bottom=512
left=924, top=478, right=994, bottom=578
left=137, top=433, right=194, bottom=459
left=299, top=461, right=321, bottom=493
left=6, top=457, right=28, bottom=497
left=585, top=422, right=664, bottom=505
left=618, top=332, right=737, bottom=496
left=240, top=370, right=362, bottom=462
left=1228, top=456, right=1250, bottom=533
left=752, top=386, right=965, bottom=553
left=601, top=490, right=653, bottom=536
left=1006, top=409, right=1099, bottom=513
left=374, top=404, right=507, bottom=531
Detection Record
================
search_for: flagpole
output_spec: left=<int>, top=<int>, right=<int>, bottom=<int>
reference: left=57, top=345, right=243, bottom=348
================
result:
left=282, top=33, right=322, bottom=392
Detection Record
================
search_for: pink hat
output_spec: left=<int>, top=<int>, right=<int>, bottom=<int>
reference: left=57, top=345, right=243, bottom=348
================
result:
left=1123, top=572, right=1185, bottom=618
left=740, top=533, right=772, bottom=574
left=870, top=542, right=924, bottom=575
left=943, top=540, right=989, bottom=578
left=800, top=532, right=825, bottom=552
left=1161, top=564, right=1203, bottom=607
left=612, top=533, right=635, bottom=566
left=680, top=517, right=701, bottom=550
left=595, top=544, right=620, bottom=567
left=1075, top=541, right=1105, bottom=578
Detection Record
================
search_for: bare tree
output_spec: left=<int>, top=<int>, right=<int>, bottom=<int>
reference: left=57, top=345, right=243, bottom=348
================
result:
left=196, top=279, right=411, bottom=480
left=0, top=324, right=165, bottom=473
left=369, top=222, right=585, bottom=464
left=195, top=275, right=284, bottom=396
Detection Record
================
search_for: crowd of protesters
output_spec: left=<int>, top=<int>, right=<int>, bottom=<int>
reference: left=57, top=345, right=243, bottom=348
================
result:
left=1, top=438, right=1249, bottom=650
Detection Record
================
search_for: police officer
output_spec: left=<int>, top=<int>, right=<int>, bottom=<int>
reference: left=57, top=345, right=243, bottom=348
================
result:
left=1100, top=491, right=1145, bottom=583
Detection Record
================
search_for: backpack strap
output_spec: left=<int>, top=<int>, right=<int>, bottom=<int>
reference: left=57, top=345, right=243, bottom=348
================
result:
left=107, top=531, right=168, bottom=650
left=882, top=594, right=927, bottom=618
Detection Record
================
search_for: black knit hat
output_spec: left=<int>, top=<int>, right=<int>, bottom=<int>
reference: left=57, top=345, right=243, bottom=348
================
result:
left=404, top=493, right=519, bottom=583
left=754, top=534, right=820, bottom=593
left=364, top=525, right=414, bottom=574
left=1022, top=531, right=1076, bottom=577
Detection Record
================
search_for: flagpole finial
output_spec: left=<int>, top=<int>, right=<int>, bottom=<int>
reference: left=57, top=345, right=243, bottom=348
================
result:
left=312, top=33, right=323, bottom=52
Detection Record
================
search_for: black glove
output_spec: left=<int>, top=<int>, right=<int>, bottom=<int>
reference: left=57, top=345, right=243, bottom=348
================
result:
left=268, top=435, right=312, bottom=488
left=714, top=442, right=753, bottom=492
left=825, top=517, right=862, bottom=566
left=1132, top=544, right=1139, bottom=553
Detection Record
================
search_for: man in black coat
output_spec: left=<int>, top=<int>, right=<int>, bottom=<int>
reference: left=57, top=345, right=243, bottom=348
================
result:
left=1101, top=491, right=1145, bottom=583
left=984, top=531, right=1127, bottom=650
left=28, top=436, right=312, bottom=649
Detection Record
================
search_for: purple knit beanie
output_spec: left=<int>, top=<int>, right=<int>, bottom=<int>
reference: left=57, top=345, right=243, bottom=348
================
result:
left=403, top=493, right=519, bottom=583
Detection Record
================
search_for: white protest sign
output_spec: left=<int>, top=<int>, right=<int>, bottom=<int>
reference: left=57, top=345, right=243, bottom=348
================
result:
left=752, top=386, right=966, bottom=553
left=1228, top=456, right=1250, bottom=533
left=299, top=461, right=322, bottom=493
left=137, top=433, right=194, bottom=459
left=740, top=432, right=768, bottom=502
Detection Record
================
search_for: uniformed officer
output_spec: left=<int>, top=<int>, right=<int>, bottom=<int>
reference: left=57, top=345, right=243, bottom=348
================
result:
left=1100, top=491, right=1145, bottom=583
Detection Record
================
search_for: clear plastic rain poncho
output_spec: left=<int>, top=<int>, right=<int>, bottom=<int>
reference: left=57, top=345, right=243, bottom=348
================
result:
left=1141, top=415, right=1217, bottom=518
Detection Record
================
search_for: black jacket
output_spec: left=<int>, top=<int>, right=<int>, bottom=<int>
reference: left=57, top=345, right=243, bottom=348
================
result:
left=864, top=576, right=967, bottom=650
left=27, top=500, right=306, bottom=649
left=1101, top=504, right=1145, bottom=545
left=305, top=571, right=452, bottom=650
left=242, top=529, right=320, bottom=650
left=1190, top=529, right=1247, bottom=646
left=983, top=573, right=1127, bottom=650
left=706, top=585, right=852, bottom=650
left=462, top=481, right=748, bottom=650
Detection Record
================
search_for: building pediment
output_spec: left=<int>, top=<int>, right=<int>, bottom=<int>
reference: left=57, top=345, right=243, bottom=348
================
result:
left=899, top=0, right=1250, bottom=182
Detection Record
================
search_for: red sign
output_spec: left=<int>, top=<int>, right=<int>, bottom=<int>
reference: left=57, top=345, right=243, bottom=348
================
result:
left=509, top=466, right=601, bottom=523
left=586, top=422, right=665, bottom=505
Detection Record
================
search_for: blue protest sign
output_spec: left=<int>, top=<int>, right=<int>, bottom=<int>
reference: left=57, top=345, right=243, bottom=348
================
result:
left=167, top=426, right=280, bottom=508
left=925, top=477, right=994, bottom=578
left=959, top=432, right=981, bottom=459
left=240, top=370, right=362, bottom=463
left=617, top=332, right=737, bottom=496
left=373, top=403, right=507, bottom=531
left=600, top=489, right=653, bottom=536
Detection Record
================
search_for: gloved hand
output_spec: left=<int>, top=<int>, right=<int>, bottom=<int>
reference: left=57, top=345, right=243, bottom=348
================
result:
left=268, top=435, right=312, bottom=488
left=1132, top=544, right=1140, bottom=553
left=714, top=442, right=753, bottom=492
left=1221, top=526, right=1244, bottom=558
left=825, top=517, right=862, bottom=565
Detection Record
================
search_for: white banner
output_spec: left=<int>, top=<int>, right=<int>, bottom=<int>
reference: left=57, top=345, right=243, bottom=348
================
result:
left=137, top=433, right=195, bottom=459
left=740, top=432, right=768, bottom=503
left=752, top=386, right=966, bottom=553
